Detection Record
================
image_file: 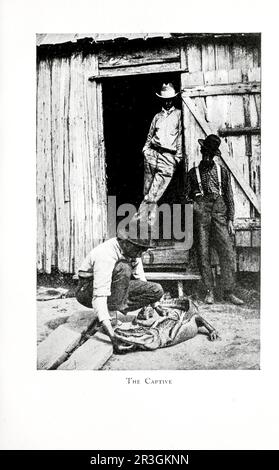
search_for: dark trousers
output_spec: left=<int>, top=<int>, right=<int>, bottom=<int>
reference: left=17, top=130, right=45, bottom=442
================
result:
left=76, top=260, right=164, bottom=312
left=193, top=195, right=235, bottom=292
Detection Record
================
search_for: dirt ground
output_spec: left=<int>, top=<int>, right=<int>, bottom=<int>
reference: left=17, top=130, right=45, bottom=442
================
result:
left=37, top=288, right=260, bottom=370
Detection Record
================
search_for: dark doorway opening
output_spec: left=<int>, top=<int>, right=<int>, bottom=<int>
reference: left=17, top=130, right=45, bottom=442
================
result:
left=102, top=72, right=184, bottom=212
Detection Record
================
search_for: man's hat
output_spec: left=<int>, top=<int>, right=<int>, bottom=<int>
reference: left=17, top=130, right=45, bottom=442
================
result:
left=156, top=83, right=179, bottom=99
left=117, top=215, right=155, bottom=249
left=198, top=134, right=222, bottom=156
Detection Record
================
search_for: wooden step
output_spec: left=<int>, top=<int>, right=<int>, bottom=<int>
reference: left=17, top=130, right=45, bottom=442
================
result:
left=145, top=271, right=201, bottom=298
left=145, top=272, right=201, bottom=281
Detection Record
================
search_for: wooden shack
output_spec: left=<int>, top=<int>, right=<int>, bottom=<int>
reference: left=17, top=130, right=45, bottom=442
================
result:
left=36, top=33, right=261, bottom=275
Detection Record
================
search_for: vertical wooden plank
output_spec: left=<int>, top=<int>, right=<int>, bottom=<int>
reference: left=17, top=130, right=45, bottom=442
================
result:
left=81, top=55, right=91, bottom=259
left=253, top=45, right=261, bottom=68
left=81, top=53, right=103, bottom=263
left=50, top=57, right=61, bottom=271
left=83, top=55, right=95, bottom=258
left=181, top=71, right=206, bottom=170
left=80, top=52, right=108, bottom=272
left=63, top=58, right=71, bottom=205
left=43, top=59, right=55, bottom=273
left=56, top=57, right=71, bottom=272
left=232, top=45, right=249, bottom=69
left=96, top=81, right=108, bottom=242
left=70, top=52, right=94, bottom=273
left=61, top=57, right=71, bottom=271
left=238, top=247, right=260, bottom=272
left=36, top=60, right=46, bottom=271
left=73, top=54, right=86, bottom=272
left=242, top=93, right=253, bottom=216
left=243, top=45, right=255, bottom=70
left=235, top=230, right=252, bottom=247
left=66, top=50, right=98, bottom=271
left=214, top=43, right=232, bottom=70
left=78, top=54, right=87, bottom=265
left=227, top=70, right=250, bottom=218
left=181, top=88, right=198, bottom=171
left=247, top=67, right=261, bottom=217
left=86, top=54, right=101, bottom=252
left=204, top=70, right=230, bottom=133
left=48, top=56, right=73, bottom=273
left=248, top=93, right=260, bottom=128
left=84, top=54, right=96, bottom=255
left=251, top=135, right=261, bottom=200
left=187, top=44, right=202, bottom=72
left=248, top=67, right=261, bottom=82
left=180, top=45, right=188, bottom=173
left=68, top=54, right=79, bottom=273
left=180, top=44, right=188, bottom=71
left=228, top=68, right=242, bottom=83
left=201, top=43, right=216, bottom=71
left=182, top=71, right=204, bottom=87
left=68, top=55, right=74, bottom=272
left=251, top=230, right=261, bottom=247
left=227, top=98, right=250, bottom=218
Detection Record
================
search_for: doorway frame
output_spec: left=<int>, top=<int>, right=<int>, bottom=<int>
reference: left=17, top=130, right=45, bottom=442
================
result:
left=89, top=46, right=188, bottom=240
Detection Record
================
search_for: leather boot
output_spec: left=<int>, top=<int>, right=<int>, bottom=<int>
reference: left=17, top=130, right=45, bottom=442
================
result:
left=204, top=289, right=214, bottom=304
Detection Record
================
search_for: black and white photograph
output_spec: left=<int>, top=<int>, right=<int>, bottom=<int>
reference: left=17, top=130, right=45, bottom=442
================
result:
left=1, top=0, right=279, bottom=454
left=36, top=32, right=261, bottom=370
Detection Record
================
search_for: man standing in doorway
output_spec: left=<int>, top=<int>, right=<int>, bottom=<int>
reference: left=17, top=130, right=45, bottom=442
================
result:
left=185, top=134, right=244, bottom=305
left=142, top=82, right=182, bottom=204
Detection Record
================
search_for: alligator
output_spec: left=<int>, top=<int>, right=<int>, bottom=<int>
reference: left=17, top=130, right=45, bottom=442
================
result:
left=113, top=298, right=220, bottom=353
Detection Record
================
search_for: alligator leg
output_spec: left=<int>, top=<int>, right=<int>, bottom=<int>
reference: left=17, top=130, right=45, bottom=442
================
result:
left=195, top=315, right=221, bottom=341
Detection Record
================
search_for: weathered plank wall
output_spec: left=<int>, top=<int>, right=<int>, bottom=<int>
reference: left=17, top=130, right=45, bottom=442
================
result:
left=181, top=39, right=261, bottom=272
left=37, top=37, right=260, bottom=274
left=37, top=52, right=107, bottom=273
left=182, top=40, right=261, bottom=219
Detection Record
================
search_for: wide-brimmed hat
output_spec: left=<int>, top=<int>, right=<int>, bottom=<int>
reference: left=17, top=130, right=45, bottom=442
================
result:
left=117, top=216, right=155, bottom=249
left=156, top=83, right=179, bottom=99
left=198, top=134, right=221, bottom=156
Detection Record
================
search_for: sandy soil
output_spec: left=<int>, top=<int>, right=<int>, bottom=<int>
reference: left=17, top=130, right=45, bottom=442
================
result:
left=37, top=296, right=260, bottom=370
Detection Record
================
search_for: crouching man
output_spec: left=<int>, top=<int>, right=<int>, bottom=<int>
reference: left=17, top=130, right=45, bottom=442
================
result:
left=76, top=231, right=164, bottom=352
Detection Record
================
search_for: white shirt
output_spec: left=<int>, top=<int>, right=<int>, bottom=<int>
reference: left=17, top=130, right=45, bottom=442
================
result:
left=78, top=237, right=146, bottom=297
left=143, top=107, right=182, bottom=158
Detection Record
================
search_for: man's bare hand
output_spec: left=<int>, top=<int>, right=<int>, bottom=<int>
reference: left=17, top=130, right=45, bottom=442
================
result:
left=228, top=220, right=235, bottom=236
left=209, top=330, right=221, bottom=341
left=152, top=302, right=168, bottom=317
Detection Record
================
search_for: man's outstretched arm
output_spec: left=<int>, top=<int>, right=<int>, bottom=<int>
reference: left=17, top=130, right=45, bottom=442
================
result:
left=92, top=296, right=116, bottom=344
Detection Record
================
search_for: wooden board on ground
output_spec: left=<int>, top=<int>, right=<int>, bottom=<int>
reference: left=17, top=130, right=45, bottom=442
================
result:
left=66, top=310, right=97, bottom=335
left=37, top=325, right=81, bottom=370
left=37, top=286, right=68, bottom=301
left=58, top=332, right=113, bottom=370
